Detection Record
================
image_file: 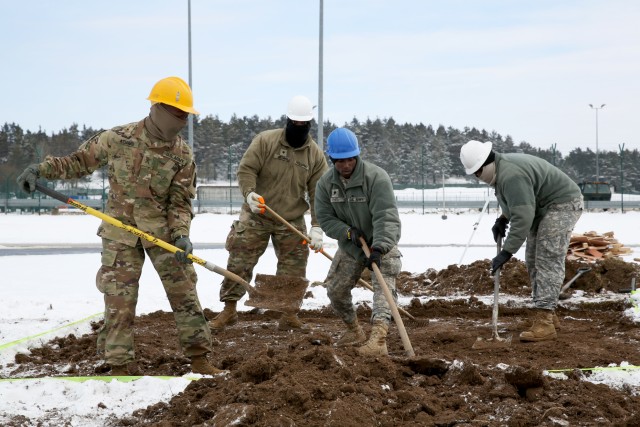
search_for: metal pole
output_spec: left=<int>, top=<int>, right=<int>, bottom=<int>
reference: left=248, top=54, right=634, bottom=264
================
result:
left=589, top=104, right=605, bottom=182
left=317, top=0, right=324, bottom=152
left=551, top=143, right=557, bottom=166
left=228, top=145, right=232, bottom=214
left=619, top=143, right=625, bottom=213
left=421, top=145, right=425, bottom=215
left=187, top=0, right=194, bottom=150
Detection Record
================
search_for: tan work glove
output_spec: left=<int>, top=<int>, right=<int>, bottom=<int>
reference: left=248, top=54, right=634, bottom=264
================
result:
left=308, top=226, right=324, bottom=252
left=247, top=191, right=265, bottom=214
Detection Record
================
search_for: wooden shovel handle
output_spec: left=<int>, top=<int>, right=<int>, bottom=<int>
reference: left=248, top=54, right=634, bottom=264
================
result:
left=263, top=204, right=418, bottom=321
left=360, top=238, right=415, bottom=357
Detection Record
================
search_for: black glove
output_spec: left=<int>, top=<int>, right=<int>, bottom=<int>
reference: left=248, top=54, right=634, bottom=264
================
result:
left=16, top=164, right=40, bottom=194
left=174, top=236, right=193, bottom=264
left=492, top=216, right=509, bottom=242
left=365, top=247, right=383, bottom=271
left=346, top=227, right=364, bottom=247
left=491, top=250, right=512, bottom=275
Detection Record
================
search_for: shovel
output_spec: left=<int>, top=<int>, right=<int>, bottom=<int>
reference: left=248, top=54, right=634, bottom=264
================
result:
left=34, top=183, right=307, bottom=313
left=558, top=266, right=592, bottom=300
left=263, top=204, right=428, bottom=326
left=472, top=237, right=512, bottom=350
left=360, top=238, right=415, bottom=357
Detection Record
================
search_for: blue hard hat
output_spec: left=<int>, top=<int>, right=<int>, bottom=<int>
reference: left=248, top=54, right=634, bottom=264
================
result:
left=326, top=128, right=360, bottom=159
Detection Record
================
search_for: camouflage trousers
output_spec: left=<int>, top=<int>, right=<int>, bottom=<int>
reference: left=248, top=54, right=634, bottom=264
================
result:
left=219, top=205, right=310, bottom=301
left=525, top=198, right=583, bottom=310
left=96, top=238, right=212, bottom=366
left=325, top=246, right=402, bottom=326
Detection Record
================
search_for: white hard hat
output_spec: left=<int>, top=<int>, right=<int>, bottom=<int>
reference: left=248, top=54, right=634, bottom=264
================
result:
left=460, top=140, right=493, bottom=174
left=286, top=95, right=314, bottom=121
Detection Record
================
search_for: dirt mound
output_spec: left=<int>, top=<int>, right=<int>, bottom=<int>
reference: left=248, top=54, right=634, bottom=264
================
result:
left=3, top=258, right=640, bottom=426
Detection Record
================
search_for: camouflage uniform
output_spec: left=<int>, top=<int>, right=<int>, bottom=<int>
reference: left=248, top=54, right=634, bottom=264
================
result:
left=219, top=127, right=328, bottom=301
left=37, top=120, right=212, bottom=366
left=315, top=157, right=402, bottom=325
left=525, top=199, right=583, bottom=310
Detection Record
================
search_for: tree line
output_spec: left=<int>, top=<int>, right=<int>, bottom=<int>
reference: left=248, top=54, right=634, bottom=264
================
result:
left=1, top=116, right=639, bottom=196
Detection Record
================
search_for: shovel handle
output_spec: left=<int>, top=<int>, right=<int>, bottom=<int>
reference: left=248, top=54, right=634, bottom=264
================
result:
left=360, top=238, right=415, bottom=357
left=263, top=204, right=418, bottom=321
left=34, top=183, right=255, bottom=296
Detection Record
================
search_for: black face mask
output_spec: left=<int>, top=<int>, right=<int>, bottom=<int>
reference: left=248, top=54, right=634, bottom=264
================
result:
left=285, top=119, right=311, bottom=148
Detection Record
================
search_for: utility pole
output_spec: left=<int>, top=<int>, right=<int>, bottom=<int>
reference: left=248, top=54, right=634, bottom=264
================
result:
left=589, top=104, right=605, bottom=182
left=317, top=0, right=324, bottom=151
left=619, top=143, right=625, bottom=213
left=187, top=0, right=194, bottom=150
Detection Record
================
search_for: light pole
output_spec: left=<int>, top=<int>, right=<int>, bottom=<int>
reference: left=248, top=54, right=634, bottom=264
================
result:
left=589, top=103, right=605, bottom=182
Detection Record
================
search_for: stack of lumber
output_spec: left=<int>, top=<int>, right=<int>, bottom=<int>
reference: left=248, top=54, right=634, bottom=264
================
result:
left=566, top=231, right=633, bottom=262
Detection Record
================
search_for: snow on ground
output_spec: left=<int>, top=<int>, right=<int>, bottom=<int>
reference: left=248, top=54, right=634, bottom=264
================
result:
left=1, top=188, right=640, bottom=425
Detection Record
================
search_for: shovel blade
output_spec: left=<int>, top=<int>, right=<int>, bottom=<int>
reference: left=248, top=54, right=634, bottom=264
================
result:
left=245, top=274, right=308, bottom=312
left=471, top=334, right=513, bottom=350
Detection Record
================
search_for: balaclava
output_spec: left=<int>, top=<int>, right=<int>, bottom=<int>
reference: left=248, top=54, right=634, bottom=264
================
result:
left=144, top=103, right=188, bottom=142
left=285, top=119, right=311, bottom=148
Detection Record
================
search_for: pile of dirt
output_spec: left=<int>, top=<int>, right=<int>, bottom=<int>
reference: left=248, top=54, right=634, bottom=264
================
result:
left=3, top=258, right=640, bottom=426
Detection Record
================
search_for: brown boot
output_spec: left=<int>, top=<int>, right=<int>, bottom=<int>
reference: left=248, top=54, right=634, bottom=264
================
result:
left=357, top=321, right=389, bottom=356
left=209, top=301, right=238, bottom=331
left=190, top=355, right=226, bottom=375
left=109, top=361, right=140, bottom=376
left=278, top=312, right=308, bottom=331
left=336, top=319, right=366, bottom=347
left=519, top=309, right=557, bottom=342
left=552, top=312, right=561, bottom=330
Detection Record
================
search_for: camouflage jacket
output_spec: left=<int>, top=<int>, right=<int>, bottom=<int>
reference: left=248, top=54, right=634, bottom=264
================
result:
left=38, top=120, right=196, bottom=247
left=237, top=127, right=328, bottom=225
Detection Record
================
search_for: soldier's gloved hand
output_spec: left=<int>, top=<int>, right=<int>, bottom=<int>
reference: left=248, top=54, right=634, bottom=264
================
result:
left=175, top=236, right=193, bottom=264
left=346, top=227, right=364, bottom=247
left=16, top=164, right=41, bottom=194
left=247, top=191, right=265, bottom=214
left=365, top=247, right=383, bottom=271
left=308, top=226, right=324, bottom=252
left=492, top=216, right=509, bottom=242
left=491, top=250, right=512, bottom=275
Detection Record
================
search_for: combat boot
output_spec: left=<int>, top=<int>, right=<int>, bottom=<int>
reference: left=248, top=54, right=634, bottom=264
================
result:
left=336, top=319, right=366, bottom=347
left=209, top=301, right=238, bottom=331
left=357, top=320, right=389, bottom=356
left=190, top=355, right=226, bottom=375
left=552, top=312, right=561, bottom=330
left=278, top=312, right=308, bottom=331
left=519, top=309, right=557, bottom=342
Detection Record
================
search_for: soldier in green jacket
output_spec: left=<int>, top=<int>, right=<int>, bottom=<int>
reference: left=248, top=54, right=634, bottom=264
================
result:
left=460, top=140, right=583, bottom=342
left=210, top=95, right=329, bottom=331
left=16, top=77, right=221, bottom=375
left=315, top=128, right=402, bottom=356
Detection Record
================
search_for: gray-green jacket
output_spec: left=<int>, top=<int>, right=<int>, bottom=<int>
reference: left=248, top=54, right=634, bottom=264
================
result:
left=237, top=128, right=328, bottom=225
left=315, top=157, right=401, bottom=264
left=494, top=152, right=582, bottom=254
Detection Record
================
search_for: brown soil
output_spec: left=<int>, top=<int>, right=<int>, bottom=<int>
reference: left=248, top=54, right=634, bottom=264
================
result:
left=4, top=258, right=640, bottom=426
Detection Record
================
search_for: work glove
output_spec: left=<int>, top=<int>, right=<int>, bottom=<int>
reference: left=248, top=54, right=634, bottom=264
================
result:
left=491, top=250, right=512, bottom=275
left=16, top=164, right=40, bottom=194
left=365, top=247, right=383, bottom=271
left=346, top=227, right=364, bottom=247
left=308, top=226, right=324, bottom=252
left=247, top=191, right=265, bottom=214
left=174, top=236, right=194, bottom=264
left=492, top=216, right=509, bottom=242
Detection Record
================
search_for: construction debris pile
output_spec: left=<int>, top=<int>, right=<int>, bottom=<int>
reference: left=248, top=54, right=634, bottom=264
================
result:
left=567, top=231, right=633, bottom=262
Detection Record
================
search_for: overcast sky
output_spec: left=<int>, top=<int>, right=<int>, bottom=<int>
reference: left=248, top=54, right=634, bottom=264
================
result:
left=1, top=0, right=638, bottom=155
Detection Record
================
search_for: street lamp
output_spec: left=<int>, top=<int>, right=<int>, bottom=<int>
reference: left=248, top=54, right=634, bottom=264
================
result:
left=588, top=103, right=605, bottom=182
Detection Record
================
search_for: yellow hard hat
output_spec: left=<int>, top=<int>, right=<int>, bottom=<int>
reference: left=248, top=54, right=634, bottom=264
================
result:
left=147, top=76, right=199, bottom=115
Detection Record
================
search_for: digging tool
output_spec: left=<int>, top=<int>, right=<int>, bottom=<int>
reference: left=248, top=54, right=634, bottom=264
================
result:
left=34, top=183, right=307, bottom=312
left=459, top=198, right=491, bottom=265
left=472, top=237, right=512, bottom=350
left=359, top=238, right=415, bottom=357
left=263, top=204, right=427, bottom=325
left=558, top=266, right=592, bottom=299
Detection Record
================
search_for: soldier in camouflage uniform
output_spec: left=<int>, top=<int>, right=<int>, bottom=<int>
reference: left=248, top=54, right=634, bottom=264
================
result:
left=16, top=77, right=221, bottom=375
left=315, top=128, right=402, bottom=356
left=210, top=95, right=329, bottom=331
left=460, top=140, right=583, bottom=342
